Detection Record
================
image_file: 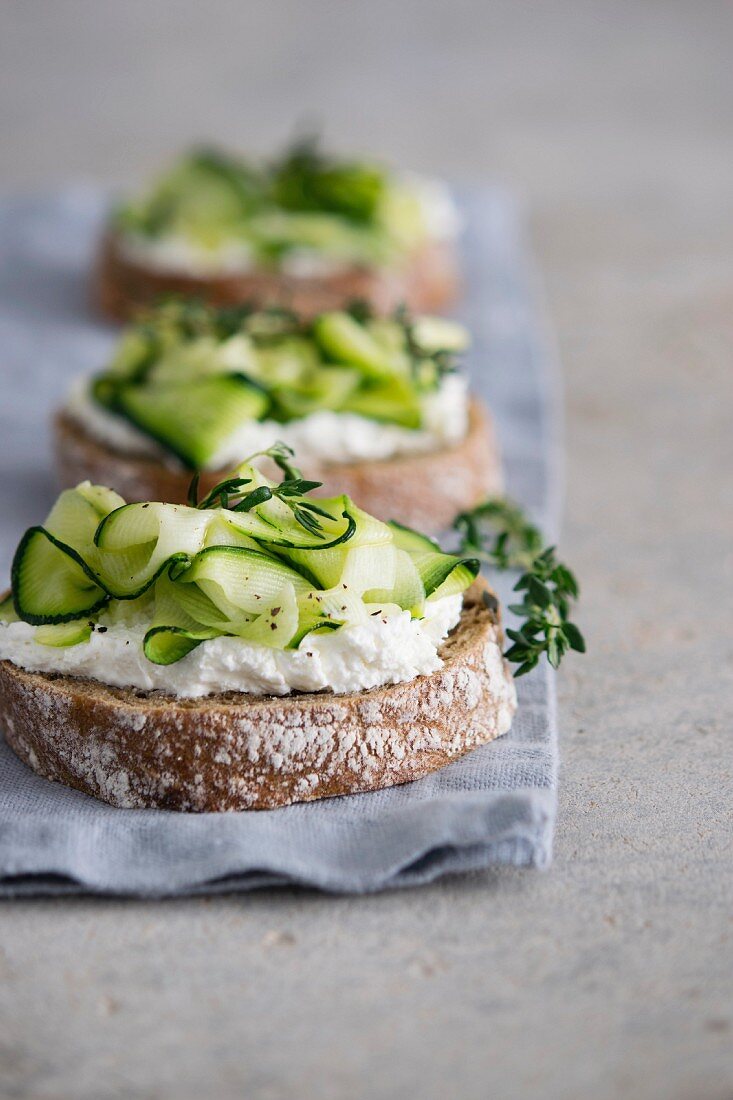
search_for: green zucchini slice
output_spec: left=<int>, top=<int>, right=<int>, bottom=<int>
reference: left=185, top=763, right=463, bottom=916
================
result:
left=387, top=520, right=441, bottom=554
left=312, top=312, right=397, bottom=378
left=93, top=502, right=212, bottom=598
left=11, top=528, right=107, bottom=624
left=35, top=620, right=94, bottom=648
left=143, top=626, right=212, bottom=666
left=363, top=549, right=425, bottom=615
left=142, top=575, right=219, bottom=665
left=179, top=546, right=312, bottom=615
left=112, top=374, right=269, bottom=469
left=0, top=592, right=19, bottom=623
left=340, top=374, right=422, bottom=429
left=416, top=552, right=480, bottom=600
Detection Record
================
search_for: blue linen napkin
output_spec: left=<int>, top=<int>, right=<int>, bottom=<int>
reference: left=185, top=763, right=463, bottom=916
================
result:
left=0, top=185, right=561, bottom=896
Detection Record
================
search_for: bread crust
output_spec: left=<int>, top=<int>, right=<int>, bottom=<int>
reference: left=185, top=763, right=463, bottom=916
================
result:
left=95, top=231, right=460, bottom=322
left=0, top=581, right=516, bottom=812
left=53, top=398, right=503, bottom=532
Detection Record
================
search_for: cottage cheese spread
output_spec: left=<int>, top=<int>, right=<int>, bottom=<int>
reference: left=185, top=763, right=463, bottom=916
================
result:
left=64, top=373, right=469, bottom=470
left=0, top=594, right=463, bottom=698
left=117, top=175, right=461, bottom=278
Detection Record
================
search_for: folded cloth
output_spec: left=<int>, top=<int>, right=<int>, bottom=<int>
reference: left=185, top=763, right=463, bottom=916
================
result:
left=0, top=186, right=561, bottom=896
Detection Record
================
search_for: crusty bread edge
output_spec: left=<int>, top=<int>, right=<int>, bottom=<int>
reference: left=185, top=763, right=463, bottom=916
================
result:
left=95, top=231, right=461, bottom=322
left=0, top=580, right=516, bottom=812
left=53, top=397, right=503, bottom=533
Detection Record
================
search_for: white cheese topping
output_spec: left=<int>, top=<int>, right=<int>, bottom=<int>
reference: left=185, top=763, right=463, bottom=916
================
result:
left=64, top=372, right=469, bottom=470
left=117, top=174, right=461, bottom=278
left=0, top=594, right=463, bottom=699
left=119, top=235, right=259, bottom=277
left=119, top=237, right=354, bottom=280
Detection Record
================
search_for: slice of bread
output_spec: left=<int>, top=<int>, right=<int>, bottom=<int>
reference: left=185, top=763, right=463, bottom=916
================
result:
left=95, top=231, right=460, bottom=322
left=53, top=398, right=503, bottom=533
left=0, top=581, right=515, bottom=811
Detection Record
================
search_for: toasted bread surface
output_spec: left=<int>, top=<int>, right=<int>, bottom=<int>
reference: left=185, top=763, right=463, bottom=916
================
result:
left=0, top=581, right=516, bottom=811
left=53, top=398, right=502, bottom=532
left=95, top=232, right=460, bottom=322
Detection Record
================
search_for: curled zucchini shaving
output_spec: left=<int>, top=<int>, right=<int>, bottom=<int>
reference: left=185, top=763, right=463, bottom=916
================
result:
left=113, top=137, right=439, bottom=268
left=88, top=300, right=469, bottom=468
left=4, top=446, right=479, bottom=664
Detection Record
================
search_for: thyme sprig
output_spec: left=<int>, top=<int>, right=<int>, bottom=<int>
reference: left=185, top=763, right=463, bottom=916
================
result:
left=452, top=499, right=585, bottom=676
left=187, top=443, right=335, bottom=538
left=453, top=499, right=544, bottom=571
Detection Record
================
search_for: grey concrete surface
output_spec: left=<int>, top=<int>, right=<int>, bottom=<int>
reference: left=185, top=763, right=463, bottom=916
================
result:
left=0, top=2, right=732, bottom=1098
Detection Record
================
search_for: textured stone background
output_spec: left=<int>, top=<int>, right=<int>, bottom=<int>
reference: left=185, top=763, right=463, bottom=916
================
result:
left=1, top=2, right=732, bottom=1098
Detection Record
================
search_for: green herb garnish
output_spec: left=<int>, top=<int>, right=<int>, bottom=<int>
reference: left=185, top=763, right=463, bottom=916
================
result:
left=452, top=499, right=585, bottom=676
left=189, top=443, right=334, bottom=538
left=269, top=135, right=386, bottom=224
